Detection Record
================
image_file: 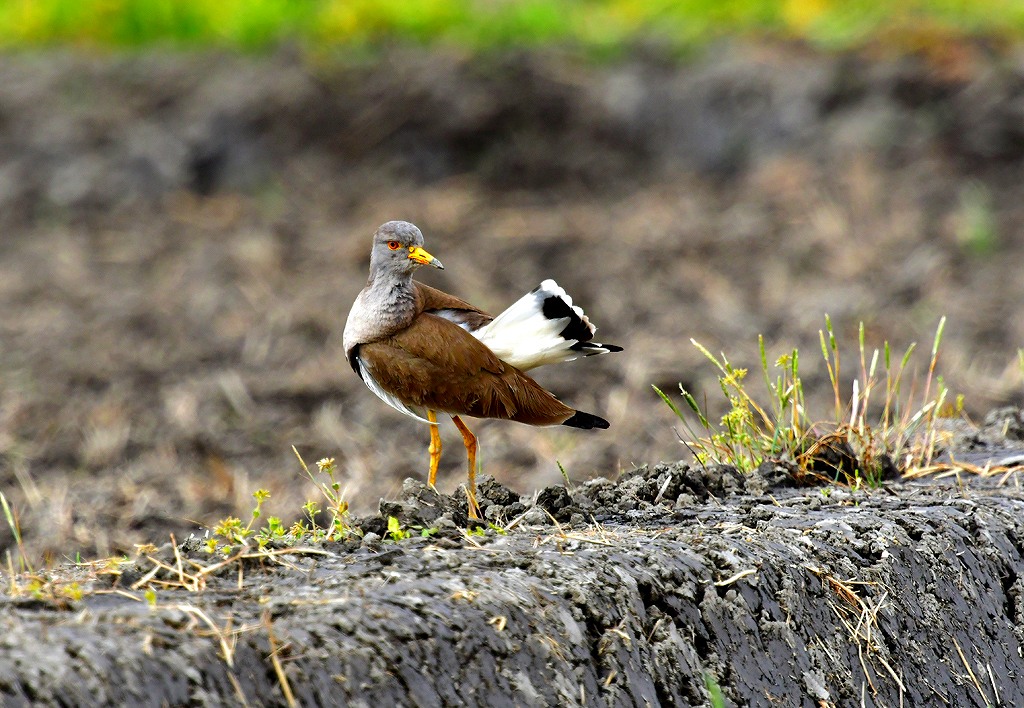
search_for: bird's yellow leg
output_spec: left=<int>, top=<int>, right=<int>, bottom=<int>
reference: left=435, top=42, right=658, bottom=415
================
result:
left=427, top=410, right=441, bottom=488
left=451, top=415, right=481, bottom=520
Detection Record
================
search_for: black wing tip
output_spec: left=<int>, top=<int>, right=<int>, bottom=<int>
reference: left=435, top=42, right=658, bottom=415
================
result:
left=562, top=410, right=610, bottom=430
left=541, top=294, right=595, bottom=344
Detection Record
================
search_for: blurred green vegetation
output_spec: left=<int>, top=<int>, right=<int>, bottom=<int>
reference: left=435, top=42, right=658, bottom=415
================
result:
left=0, top=0, right=1019, bottom=54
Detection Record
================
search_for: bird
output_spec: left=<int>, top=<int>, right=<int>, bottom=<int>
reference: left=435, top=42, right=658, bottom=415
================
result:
left=343, top=220, right=621, bottom=519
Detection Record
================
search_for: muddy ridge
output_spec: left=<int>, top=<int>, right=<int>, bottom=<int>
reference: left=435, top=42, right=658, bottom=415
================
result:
left=4, top=456, right=1024, bottom=707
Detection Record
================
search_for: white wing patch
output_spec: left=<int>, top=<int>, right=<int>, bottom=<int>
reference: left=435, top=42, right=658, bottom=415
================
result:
left=472, top=279, right=590, bottom=371
left=357, top=357, right=432, bottom=424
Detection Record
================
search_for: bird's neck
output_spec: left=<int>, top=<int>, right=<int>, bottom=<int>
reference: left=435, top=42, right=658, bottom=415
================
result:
left=344, top=270, right=420, bottom=352
left=367, top=268, right=415, bottom=298
left=364, top=269, right=419, bottom=328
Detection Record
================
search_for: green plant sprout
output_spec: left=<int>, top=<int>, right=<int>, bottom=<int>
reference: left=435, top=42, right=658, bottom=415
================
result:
left=386, top=516, right=411, bottom=542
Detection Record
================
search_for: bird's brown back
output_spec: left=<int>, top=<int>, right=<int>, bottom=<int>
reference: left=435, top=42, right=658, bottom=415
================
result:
left=358, top=311, right=575, bottom=426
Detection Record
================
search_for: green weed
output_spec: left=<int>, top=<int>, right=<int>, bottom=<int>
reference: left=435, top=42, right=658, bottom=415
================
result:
left=384, top=516, right=446, bottom=542
left=466, top=521, right=507, bottom=538
left=386, top=516, right=411, bottom=542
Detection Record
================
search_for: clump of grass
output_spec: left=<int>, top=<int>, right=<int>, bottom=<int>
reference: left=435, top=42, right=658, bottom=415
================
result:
left=655, top=316, right=955, bottom=486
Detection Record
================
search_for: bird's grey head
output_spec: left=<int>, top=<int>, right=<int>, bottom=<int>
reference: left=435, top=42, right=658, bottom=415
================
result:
left=369, top=221, right=444, bottom=277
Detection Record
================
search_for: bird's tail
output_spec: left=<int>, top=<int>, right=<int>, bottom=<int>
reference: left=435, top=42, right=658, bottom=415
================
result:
left=561, top=410, right=610, bottom=429
left=472, top=279, right=622, bottom=371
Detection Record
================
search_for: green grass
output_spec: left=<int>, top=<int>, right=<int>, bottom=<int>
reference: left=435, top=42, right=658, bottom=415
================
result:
left=0, top=0, right=1021, bottom=54
left=655, top=316, right=956, bottom=487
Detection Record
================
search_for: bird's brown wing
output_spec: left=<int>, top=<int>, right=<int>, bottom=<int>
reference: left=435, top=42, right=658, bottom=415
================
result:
left=358, top=312, right=575, bottom=425
left=414, top=282, right=493, bottom=331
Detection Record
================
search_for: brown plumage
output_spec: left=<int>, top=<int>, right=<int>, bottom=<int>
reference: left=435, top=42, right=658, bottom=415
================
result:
left=344, top=220, right=621, bottom=518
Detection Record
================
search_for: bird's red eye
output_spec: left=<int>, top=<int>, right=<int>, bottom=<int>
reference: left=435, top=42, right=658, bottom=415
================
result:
left=387, top=241, right=401, bottom=251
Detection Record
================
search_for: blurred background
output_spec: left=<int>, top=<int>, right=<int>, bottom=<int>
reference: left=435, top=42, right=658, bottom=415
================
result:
left=1, top=0, right=1023, bottom=561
